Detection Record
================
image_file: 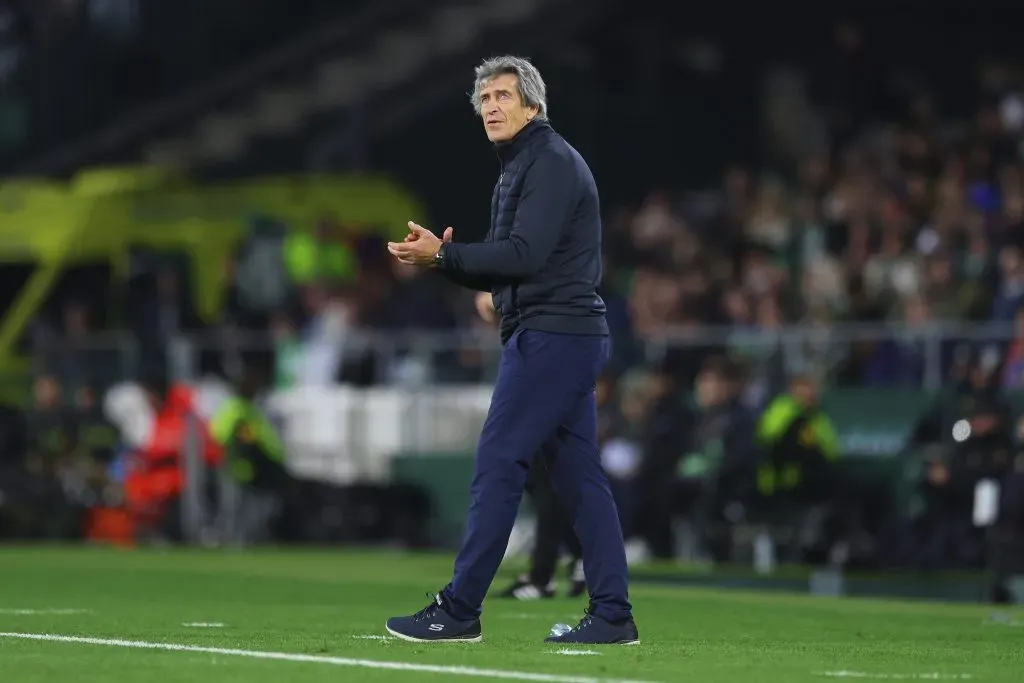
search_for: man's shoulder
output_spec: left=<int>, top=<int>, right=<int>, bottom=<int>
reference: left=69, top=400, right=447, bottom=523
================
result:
left=532, top=128, right=582, bottom=161
left=525, top=130, right=594, bottom=185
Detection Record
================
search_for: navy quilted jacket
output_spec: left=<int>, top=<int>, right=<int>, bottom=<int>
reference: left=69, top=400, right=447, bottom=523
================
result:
left=439, top=120, right=608, bottom=345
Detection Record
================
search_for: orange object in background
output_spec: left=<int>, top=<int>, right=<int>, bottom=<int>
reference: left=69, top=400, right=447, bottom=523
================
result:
left=85, top=506, right=135, bottom=546
left=123, top=383, right=224, bottom=529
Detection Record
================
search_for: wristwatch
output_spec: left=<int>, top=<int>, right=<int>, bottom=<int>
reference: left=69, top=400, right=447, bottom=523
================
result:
left=433, top=243, right=447, bottom=269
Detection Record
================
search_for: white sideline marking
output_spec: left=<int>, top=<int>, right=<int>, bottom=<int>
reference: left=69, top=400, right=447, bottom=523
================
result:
left=0, top=609, right=92, bottom=616
left=554, top=649, right=600, bottom=656
left=820, top=672, right=973, bottom=680
left=353, top=635, right=394, bottom=641
left=0, top=632, right=659, bottom=683
left=182, top=623, right=225, bottom=628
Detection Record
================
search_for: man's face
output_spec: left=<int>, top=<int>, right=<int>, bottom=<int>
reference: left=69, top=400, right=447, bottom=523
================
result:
left=33, top=376, right=61, bottom=410
left=791, top=379, right=818, bottom=407
left=695, top=371, right=725, bottom=409
left=478, top=73, right=538, bottom=143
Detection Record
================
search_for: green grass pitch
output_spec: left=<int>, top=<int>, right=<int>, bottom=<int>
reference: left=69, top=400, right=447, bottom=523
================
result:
left=0, top=547, right=1021, bottom=682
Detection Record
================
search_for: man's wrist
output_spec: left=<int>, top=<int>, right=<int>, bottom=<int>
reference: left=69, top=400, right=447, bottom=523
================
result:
left=433, top=243, right=448, bottom=269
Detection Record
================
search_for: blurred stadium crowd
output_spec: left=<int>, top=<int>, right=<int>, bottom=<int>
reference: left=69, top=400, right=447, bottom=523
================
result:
left=0, top=3, right=1023, bottom=596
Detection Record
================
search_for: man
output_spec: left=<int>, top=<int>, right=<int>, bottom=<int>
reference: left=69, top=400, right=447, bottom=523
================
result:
left=643, top=358, right=757, bottom=561
left=384, top=55, right=637, bottom=645
left=754, top=375, right=840, bottom=500
left=209, top=364, right=294, bottom=544
left=914, top=353, right=1015, bottom=572
left=751, top=374, right=847, bottom=562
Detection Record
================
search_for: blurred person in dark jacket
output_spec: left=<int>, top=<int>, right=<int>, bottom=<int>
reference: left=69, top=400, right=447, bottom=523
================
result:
left=988, top=414, right=1024, bottom=603
left=676, top=355, right=757, bottom=561
left=498, top=454, right=586, bottom=600
left=0, top=375, right=85, bottom=539
left=626, top=358, right=749, bottom=562
left=0, top=400, right=28, bottom=537
left=25, top=374, right=79, bottom=477
left=68, top=384, right=122, bottom=508
left=127, top=264, right=204, bottom=377
left=910, top=349, right=1015, bottom=570
left=368, top=259, right=459, bottom=383
left=624, top=362, right=692, bottom=561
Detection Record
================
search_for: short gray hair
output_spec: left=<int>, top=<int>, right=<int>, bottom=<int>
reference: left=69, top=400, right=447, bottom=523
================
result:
left=469, top=55, right=548, bottom=120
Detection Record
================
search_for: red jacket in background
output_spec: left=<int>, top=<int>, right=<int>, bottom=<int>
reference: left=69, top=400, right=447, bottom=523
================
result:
left=124, top=383, right=223, bottom=515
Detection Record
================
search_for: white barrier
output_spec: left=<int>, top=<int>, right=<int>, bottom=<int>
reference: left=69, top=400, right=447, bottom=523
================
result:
left=104, top=380, right=495, bottom=485
left=262, top=384, right=493, bottom=483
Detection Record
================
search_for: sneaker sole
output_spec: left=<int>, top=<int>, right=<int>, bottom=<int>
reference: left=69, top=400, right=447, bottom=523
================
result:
left=385, top=625, right=483, bottom=643
left=545, top=638, right=641, bottom=645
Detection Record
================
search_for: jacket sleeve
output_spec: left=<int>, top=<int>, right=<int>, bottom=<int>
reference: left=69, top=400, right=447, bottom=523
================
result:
left=436, top=268, right=492, bottom=292
left=441, top=152, right=577, bottom=278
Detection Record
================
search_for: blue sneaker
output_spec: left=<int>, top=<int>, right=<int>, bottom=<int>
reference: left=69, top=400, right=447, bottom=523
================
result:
left=544, top=606, right=640, bottom=645
left=385, top=592, right=482, bottom=643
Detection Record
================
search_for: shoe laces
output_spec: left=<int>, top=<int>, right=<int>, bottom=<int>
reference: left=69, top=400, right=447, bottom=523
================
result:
left=571, top=605, right=596, bottom=632
left=412, top=592, right=443, bottom=622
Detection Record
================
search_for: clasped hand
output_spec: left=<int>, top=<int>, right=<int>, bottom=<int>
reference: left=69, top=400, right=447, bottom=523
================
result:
left=387, top=221, right=453, bottom=267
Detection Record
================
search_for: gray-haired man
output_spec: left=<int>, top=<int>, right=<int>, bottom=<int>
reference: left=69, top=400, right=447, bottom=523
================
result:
left=384, top=56, right=638, bottom=645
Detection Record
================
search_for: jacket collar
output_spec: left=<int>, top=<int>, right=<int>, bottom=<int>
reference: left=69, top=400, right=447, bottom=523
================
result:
left=494, top=119, right=549, bottom=164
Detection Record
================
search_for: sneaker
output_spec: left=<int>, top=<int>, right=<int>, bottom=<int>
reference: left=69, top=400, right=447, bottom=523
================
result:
left=499, top=575, right=555, bottom=600
left=544, top=606, right=639, bottom=645
left=385, top=592, right=482, bottom=643
left=566, top=559, right=587, bottom=598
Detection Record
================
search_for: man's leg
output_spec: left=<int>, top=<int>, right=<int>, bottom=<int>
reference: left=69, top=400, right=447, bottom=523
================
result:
left=545, top=385, right=633, bottom=623
left=528, top=456, right=566, bottom=588
left=988, top=471, right=1024, bottom=602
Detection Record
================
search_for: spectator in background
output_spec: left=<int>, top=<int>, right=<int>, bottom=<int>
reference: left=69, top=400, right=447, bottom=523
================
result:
left=127, top=265, right=203, bottom=375
left=753, top=375, right=840, bottom=510
left=209, top=362, right=295, bottom=544
left=123, top=374, right=223, bottom=543
left=989, top=415, right=1024, bottom=602
left=620, top=363, right=692, bottom=562
left=993, top=245, right=1024, bottom=322
left=283, top=218, right=358, bottom=288
left=25, top=374, right=78, bottom=480
left=287, top=285, right=354, bottom=387
left=1001, top=306, right=1024, bottom=389
left=3, top=374, right=86, bottom=538
left=603, top=370, right=653, bottom=562
left=860, top=294, right=930, bottom=387
left=909, top=351, right=1014, bottom=570
left=750, top=374, right=846, bottom=563
left=0, top=396, right=28, bottom=536
left=228, top=217, right=291, bottom=330
left=367, top=259, right=458, bottom=383
left=676, top=355, right=757, bottom=562
left=269, top=312, right=302, bottom=389
left=925, top=250, right=980, bottom=320
left=32, top=300, right=91, bottom=389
